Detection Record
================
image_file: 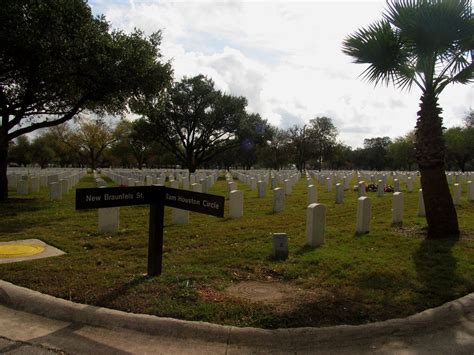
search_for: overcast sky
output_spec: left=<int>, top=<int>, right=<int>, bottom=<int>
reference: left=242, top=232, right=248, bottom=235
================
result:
left=90, top=0, right=473, bottom=148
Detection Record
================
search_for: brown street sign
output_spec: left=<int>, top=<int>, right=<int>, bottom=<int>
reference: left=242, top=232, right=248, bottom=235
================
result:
left=162, top=187, right=224, bottom=217
left=76, top=186, right=157, bottom=210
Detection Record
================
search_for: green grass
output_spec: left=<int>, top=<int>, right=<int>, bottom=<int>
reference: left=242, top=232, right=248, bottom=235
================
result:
left=1, top=172, right=473, bottom=328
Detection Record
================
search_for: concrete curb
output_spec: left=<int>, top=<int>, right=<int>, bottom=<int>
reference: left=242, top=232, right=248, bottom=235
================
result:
left=1, top=279, right=473, bottom=351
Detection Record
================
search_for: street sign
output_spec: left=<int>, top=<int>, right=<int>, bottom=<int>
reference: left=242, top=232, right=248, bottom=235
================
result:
left=76, top=186, right=157, bottom=210
left=75, top=185, right=225, bottom=276
left=163, top=187, right=224, bottom=217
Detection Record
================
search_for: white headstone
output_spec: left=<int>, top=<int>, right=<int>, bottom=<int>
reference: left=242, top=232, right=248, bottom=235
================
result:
left=453, top=183, right=461, bottom=206
left=392, top=192, right=404, bottom=224
left=17, top=179, right=28, bottom=195
left=200, top=178, right=208, bottom=193
left=273, top=187, right=285, bottom=213
left=356, top=196, right=371, bottom=234
left=272, top=233, right=288, bottom=260
left=377, top=180, right=384, bottom=197
left=171, top=180, right=179, bottom=189
left=192, top=183, right=202, bottom=193
left=306, top=203, right=326, bottom=247
left=326, top=177, right=332, bottom=192
left=8, top=174, right=18, bottom=190
left=30, top=176, right=40, bottom=193
left=467, top=181, right=474, bottom=202
left=335, top=183, right=343, bottom=204
left=182, top=176, right=189, bottom=190
left=418, top=189, right=425, bottom=217
left=98, top=207, right=120, bottom=233
left=284, top=179, right=292, bottom=195
left=229, top=190, right=244, bottom=218
left=393, top=179, right=400, bottom=192
left=307, top=185, right=317, bottom=204
left=271, top=177, right=277, bottom=190
left=257, top=180, right=266, bottom=198
left=60, top=179, right=68, bottom=195
left=250, top=177, right=257, bottom=190
left=172, top=208, right=189, bottom=224
left=227, top=181, right=236, bottom=195
left=358, top=181, right=366, bottom=197
left=49, top=182, right=62, bottom=200
left=48, top=174, right=59, bottom=184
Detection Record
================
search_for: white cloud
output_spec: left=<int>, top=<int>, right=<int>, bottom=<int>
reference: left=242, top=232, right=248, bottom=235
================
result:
left=92, top=0, right=474, bottom=148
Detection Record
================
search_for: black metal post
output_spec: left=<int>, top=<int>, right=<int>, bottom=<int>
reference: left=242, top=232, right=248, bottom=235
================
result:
left=148, top=202, right=164, bottom=276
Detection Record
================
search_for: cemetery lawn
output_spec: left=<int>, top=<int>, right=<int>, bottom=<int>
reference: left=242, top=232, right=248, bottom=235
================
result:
left=1, top=173, right=474, bottom=329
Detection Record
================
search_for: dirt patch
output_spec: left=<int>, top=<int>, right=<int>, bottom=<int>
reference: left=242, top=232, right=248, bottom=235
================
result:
left=225, top=281, right=301, bottom=304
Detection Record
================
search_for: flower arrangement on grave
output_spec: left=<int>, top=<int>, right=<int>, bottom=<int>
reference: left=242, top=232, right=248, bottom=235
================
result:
left=118, top=184, right=128, bottom=188
left=384, top=185, right=394, bottom=193
left=367, top=183, right=377, bottom=192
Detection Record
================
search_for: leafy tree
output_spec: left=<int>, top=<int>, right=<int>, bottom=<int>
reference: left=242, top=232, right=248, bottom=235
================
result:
left=287, top=125, right=312, bottom=172
left=42, top=126, right=80, bottom=167
left=464, top=109, right=474, bottom=127
left=363, top=136, right=392, bottom=170
left=235, top=113, right=273, bottom=169
left=326, top=143, right=353, bottom=170
left=388, top=131, right=416, bottom=170
left=60, top=117, right=117, bottom=170
left=257, top=126, right=291, bottom=170
left=308, top=116, right=338, bottom=171
left=343, top=0, right=473, bottom=238
left=0, top=0, right=172, bottom=200
left=444, top=126, right=474, bottom=171
left=8, top=136, right=31, bottom=167
left=30, top=135, right=56, bottom=169
left=107, top=121, right=135, bottom=168
left=133, top=75, right=249, bottom=173
left=109, top=119, right=155, bottom=169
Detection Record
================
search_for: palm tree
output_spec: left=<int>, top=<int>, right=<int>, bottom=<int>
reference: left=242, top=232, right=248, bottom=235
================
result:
left=343, top=0, right=473, bottom=238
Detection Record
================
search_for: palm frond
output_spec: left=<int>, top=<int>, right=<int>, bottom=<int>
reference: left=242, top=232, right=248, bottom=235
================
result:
left=385, top=0, right=473, bottom=58
left=449, top=62, right=474, bottom=83
left=342, top=20, right=411, bottom=86
left=395, top=63, right=418, bottom=90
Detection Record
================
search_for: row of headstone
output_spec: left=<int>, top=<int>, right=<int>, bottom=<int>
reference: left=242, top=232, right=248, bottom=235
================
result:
left=7, top=169, right=85, bottom=198
left=103, top=169, right=219, bottom=193
left=48, top=172, right=85, bottom=201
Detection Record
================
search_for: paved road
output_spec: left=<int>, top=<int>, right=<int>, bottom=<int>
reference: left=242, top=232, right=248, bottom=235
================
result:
left=1, top=280, right=473, bottom=354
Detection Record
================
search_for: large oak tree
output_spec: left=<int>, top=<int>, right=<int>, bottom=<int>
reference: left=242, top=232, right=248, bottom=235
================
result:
left=133, top=75, right=252, bottom=172
left=0, top=0, right=172, bottom=200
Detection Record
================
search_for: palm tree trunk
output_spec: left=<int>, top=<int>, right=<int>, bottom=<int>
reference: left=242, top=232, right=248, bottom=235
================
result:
left=415, top=91, right=459, bottom=238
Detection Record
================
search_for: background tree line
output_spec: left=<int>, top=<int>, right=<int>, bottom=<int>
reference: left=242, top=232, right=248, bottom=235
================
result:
left=9, top=108, right=474, bottom=172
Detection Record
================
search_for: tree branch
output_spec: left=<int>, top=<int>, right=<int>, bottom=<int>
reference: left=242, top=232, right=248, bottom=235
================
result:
left=7, top=97, right=88, bottom=140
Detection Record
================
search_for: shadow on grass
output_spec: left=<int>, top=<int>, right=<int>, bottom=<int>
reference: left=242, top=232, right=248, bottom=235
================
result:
left=413, top=236, right=466, bottom=306
left=0, top=214, right=67, bottom=235
left=0, top=198, right=44, bottom=214
left=95, top=275, right=151, bottom=307
left=293, top=245, right=316, bottom=256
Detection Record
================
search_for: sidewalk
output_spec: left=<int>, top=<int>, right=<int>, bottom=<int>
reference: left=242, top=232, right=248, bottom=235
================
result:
left=1, top=280, right=473, bottom=354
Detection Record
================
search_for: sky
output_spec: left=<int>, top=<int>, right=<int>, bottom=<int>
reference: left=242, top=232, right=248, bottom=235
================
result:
left=89, top=0, right=473, bottom=148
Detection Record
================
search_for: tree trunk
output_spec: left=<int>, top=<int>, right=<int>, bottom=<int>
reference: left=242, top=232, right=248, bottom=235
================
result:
left=0, top=129, right=8, bottom=201
left=415, top=91, right=459, bottom=238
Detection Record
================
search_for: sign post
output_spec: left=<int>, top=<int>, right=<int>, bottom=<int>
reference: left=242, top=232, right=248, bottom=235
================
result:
left=148, top=202, right=164, bottom=276
left=76, top=185, right=225, bottom=276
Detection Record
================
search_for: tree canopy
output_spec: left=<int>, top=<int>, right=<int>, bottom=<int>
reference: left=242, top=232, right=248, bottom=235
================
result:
left=133, top=75, right=254, bottom=172
left=0, top=0, right=172, bottom=200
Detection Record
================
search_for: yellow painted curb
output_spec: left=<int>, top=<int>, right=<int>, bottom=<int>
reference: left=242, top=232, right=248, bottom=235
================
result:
left=0, top=244, right=45, bottom=258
